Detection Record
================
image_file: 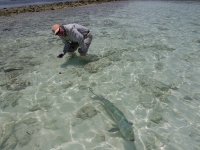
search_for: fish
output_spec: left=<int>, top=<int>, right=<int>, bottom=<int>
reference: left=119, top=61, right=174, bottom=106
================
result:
left=89, top=88, right=135, bottom=142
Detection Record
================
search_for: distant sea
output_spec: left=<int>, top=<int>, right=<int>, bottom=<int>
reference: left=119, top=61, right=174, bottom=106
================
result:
left=0, top=0, right=78, bottom=8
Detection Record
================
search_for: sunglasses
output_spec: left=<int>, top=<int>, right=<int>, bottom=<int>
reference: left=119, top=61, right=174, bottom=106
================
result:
left=56, top=26, right=65, bottom=36
left=55, top=28, right=61, bottom=35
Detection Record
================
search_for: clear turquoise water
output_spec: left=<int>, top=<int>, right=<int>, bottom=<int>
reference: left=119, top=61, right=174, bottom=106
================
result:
left=0, top=1, right=200, bottom=150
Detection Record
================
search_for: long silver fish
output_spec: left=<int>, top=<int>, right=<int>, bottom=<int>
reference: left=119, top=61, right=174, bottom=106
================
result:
left=89, top=88, right=135, bottom=142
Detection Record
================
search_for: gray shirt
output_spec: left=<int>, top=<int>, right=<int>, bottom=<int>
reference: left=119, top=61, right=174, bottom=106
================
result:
left=59, top=23, right=90, bottom=54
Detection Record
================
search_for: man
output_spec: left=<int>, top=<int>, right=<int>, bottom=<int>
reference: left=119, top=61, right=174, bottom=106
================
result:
left=52, top=23, right=92, bottom=58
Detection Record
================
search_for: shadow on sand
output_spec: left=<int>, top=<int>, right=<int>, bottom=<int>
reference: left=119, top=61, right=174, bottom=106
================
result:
left=60, top=53, right=100, bottom=68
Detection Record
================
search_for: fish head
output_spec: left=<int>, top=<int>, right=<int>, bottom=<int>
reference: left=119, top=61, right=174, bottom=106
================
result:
left=120, top=125, right=135, bottom=142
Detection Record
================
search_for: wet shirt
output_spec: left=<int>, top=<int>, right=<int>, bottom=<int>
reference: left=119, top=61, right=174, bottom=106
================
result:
left=59, top=23, right=90, bottom=54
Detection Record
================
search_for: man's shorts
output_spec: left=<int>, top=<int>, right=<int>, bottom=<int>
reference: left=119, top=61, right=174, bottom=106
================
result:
left=68, top=42, right=79, bottom=52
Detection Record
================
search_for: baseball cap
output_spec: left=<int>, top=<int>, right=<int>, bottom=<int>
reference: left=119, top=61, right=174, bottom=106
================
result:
left=52, top=24, right=60, bottom=35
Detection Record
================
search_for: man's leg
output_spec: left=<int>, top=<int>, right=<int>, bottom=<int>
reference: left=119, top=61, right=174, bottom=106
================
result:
left=78, top=33, right=93, bottom=56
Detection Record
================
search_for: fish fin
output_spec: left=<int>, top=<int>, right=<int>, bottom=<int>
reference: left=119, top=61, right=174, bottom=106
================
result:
left=89, top=88, right=105, bottom=101
left=89, top=88, right=101, bottom=99
left=90, top=96, right=104, bottom=103
left=108, top=127, right=120, bottom=132
left=129, top=122, right=133, bottom=126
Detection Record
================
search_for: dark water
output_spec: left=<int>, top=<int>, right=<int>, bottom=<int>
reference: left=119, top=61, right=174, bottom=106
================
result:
left=0, top=0, right=78, bottom=8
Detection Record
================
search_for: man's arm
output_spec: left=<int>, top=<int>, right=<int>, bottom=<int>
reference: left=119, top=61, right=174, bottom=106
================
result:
left=57, top=39, right=70, bottom=58
left=63, top=41, right=70, bottom=54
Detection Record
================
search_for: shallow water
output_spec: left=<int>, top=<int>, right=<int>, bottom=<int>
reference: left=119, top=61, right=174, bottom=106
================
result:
left=0, top=1, right=200, bottom=150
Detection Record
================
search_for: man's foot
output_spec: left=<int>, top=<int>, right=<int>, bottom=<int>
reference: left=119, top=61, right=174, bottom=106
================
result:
left=78, top=48, right=88, bottom=56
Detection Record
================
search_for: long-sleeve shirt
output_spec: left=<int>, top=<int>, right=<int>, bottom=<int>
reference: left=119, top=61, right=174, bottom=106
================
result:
left=59, top=23, right=90, bottom=54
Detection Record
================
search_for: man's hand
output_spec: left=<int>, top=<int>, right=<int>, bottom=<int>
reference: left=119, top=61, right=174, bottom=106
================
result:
left=57, top=53, right=64, bottom=58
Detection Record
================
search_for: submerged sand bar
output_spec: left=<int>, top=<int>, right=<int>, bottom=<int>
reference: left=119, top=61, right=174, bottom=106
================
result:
left=0, top=0, right=125, bottom=16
